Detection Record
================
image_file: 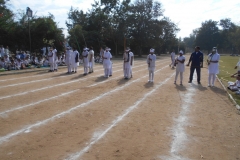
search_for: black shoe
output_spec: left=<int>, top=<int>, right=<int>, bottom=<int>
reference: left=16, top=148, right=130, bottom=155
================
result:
left=198, top=81, right=201, bottom=84
left=109, top=75, right=112, bottom=77
left=188, top=81, right=192, bottom=83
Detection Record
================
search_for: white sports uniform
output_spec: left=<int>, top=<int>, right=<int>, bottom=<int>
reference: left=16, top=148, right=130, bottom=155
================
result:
left=208, top=52, right=220, bottom=86
left=65, top=49, right=72, bottom=73
left=48, top=50, right=54, bottom=71
left=174, top=55, right=185, bottom=84
left=170, top=52, right=175, bottom=68
left=129, top=51, right=134, bottom=77
left=103, top=50, right=112, bottom=77
left=82, top=50, right=89, bottom=74
left=123, top=52, right=131, bottom=78
left=53, top=49, right=58, bottom=70
left=147, top=53, right=156, bottom=82
left=88, top=49, right=94, bottom=73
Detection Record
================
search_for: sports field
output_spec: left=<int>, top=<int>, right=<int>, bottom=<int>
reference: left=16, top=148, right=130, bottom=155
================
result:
left=0, top=55, right=239, bottom=160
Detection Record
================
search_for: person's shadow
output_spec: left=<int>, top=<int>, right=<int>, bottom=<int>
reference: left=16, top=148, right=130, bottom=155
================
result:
left=191, top=83, right=208, bottom=91
left=95, top=76, right=107, bottom=82
left=71, top=74, right=85, bottom=80
left=175, top=84, right=187, bottom=91
left=118, top=78, right=129, bottom=85
left=144, top=82, right=154, bottom=88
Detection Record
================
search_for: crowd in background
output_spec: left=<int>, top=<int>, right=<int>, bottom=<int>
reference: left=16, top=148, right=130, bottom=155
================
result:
left=0, top=45, right=68, bottom=71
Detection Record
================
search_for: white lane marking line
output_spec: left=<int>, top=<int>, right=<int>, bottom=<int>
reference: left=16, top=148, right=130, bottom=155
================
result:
left=0, top=60, right=168, bottom=100
left=0, top=62, right=161, bottom=116
left=0, top=65, right=169, bottom=145
left=0, top=62, right=125, bottom=82
left=0, top=63, right=127, bottom=88
left=65, top=73, right=175, bottom=160
left=159, top=77, right=196, bottom=160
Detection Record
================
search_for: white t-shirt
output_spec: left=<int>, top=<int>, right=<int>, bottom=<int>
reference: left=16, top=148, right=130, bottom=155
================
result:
left=171, top=52, right=175, bottom=60
left=147, top=54, right=156, bottom=67
left=176, top=55, right=185, bottom=72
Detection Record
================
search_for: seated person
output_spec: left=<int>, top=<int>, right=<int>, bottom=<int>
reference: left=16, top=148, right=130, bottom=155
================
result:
left=43, top=58, right=49, bottom=67
left=0, top=58, right=6, bottom=69
left=228, top=76, right=240, bottom=91
left=7, top=59, right=16, bottom=70
left=36, top=57, right=43, bottom=68
left=15, top=58, right=22, bottom=70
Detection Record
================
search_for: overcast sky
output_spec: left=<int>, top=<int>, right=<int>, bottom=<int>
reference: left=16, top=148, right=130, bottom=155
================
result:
left=9, top=0, right=240, bottom=38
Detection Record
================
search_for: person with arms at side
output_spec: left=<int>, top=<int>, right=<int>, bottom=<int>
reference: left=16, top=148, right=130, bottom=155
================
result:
left=65, top=47, right=72, bottom=74
left=170, top=49, right=175, bottom=69
left=123, top=48, right=131, bottom=79
left=207, top=47, right=220, bottom=87
left=186, top=46, right=204, bottom=84
left=147, top=48, right=156, bottom=82
left=174, top=50, right=185, bottom=85
left=82, top=47, right=89, bottom=75
left=102, top=47, right=112, bottom=78
left=88, top=46, right=94, bottom=73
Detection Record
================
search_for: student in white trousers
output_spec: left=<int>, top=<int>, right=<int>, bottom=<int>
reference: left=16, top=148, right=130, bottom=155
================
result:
left=174, top=50, right=185, bottom=85
left=207, top=47, right=220, bottom=87
left=73, top=47, right=79, bottom=73
left=82, top=47, right=89, bottom=75
left=48, top=47, right=54, bottom=72
left=102, top=47, right=112, bottom=77
left=123, top=48, right=131, bottom=79
left=170, top=50, right=175, bottom=68
left=128, top=47, right=134, bottom=78
left=147, top=48, right=156, bottom=82
left=53, top=47, right=58, bottom=71
left=65, top=47, right=72, bottom=73
left=88, top=46, right=94, bottom=73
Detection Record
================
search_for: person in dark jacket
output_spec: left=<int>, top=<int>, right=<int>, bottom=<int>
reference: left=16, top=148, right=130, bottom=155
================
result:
left=186, top=46, right=204, bottom=84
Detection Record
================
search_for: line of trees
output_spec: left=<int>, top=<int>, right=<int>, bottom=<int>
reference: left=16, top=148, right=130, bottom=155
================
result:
left=66, top=0, right=180, bottom=56
left=183, top=19, right=240, bottom=54
left=0, top=0, right=65, bottom=54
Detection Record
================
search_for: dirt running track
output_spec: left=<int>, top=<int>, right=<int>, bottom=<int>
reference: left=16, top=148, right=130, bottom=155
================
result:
left=0, top=55, right=239, bottom=160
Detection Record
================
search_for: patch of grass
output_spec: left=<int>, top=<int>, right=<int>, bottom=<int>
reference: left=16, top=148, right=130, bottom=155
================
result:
left=218, top=55, right=240, bottom=105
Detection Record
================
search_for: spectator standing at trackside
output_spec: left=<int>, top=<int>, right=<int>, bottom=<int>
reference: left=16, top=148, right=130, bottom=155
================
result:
left=186, top=46, right=204, bottom=84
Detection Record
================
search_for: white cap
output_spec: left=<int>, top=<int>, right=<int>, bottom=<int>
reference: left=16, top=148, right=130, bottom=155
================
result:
left=105, top=47, right=111, bottom=51
left=212, top=47, right=217, bottom=52
left=150, top=48, right=155, bottom=52
left=179, top=50, right=184, bottom=54
left=83, top=47, right=89, bottom=51
left=125, top=47, right=131, bottom=52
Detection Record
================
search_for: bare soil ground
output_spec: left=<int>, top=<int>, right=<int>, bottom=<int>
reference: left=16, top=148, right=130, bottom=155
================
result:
left=0, top=55, right=239, bottom=160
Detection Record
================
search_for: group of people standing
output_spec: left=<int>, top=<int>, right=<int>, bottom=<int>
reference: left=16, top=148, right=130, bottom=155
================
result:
left=171, top=46, right=220, bottom=87
left=51, top=45, right=220, bottom=86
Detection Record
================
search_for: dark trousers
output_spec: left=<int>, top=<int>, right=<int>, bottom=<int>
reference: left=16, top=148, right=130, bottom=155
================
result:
left=189, top=67, right=201, bottom=82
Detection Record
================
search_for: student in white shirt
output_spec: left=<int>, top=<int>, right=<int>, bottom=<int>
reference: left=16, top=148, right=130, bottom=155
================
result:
left=170, top=50, right=175, bottom=68
left=123, top=48, right=131, bottom=79
left=207, top=47, right=220, bottom=87
left=82, top=47, right=89, bottom=75
left=147, top=48, right=156, bottom=82
left=174, top=50, right=185, bottom=85
left=88, top=46, right=94, bottom=73
left=102, top=47, right=112, bottom=77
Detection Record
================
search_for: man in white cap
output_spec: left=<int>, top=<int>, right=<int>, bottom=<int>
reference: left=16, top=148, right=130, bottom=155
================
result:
left=65, top=47, right=72, bottom=74
left=102, top=47, right=112, bottom=77
left=123, top=48, right=131, bottom=79
left=48, top=47, right=54, bottom=72
left=88, top=46, right=94, bottom=73
left=207, top=47, right=220, bottom=87
left=174, top=50, right=185, bottom=85
left=170, top=49, right=175, bottom=68
left=147, top=48, right=156, bottom=82
left=82, top=47, right=89, bottom=75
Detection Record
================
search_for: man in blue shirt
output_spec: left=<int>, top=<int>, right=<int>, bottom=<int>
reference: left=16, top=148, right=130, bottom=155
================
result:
left=186, top=46, right=204, bottom=84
